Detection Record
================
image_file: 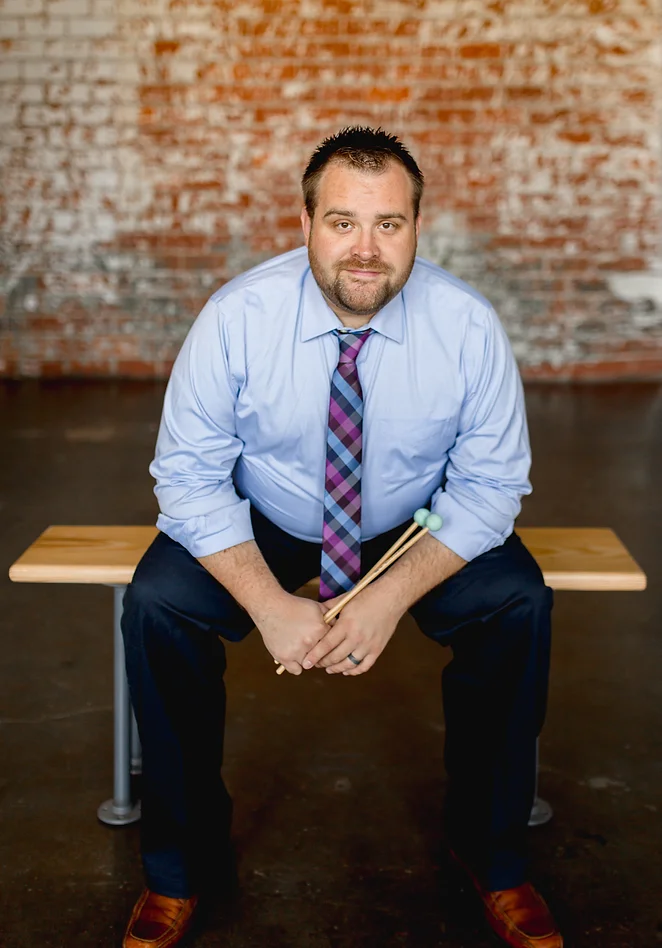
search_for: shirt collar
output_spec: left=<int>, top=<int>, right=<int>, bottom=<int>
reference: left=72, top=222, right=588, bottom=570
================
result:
left=299, top=266, right=405, bottom=344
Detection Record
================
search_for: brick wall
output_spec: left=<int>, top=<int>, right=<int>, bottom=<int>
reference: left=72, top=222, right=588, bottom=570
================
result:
left=1, top=0, right=661, bottom=380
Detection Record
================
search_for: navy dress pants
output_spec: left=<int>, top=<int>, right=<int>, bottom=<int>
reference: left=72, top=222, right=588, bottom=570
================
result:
left=121, top=506, right=552, bottom=898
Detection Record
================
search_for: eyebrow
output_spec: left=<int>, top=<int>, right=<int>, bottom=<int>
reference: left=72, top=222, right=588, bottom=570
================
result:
left=322, top=208, right=409, bottom=222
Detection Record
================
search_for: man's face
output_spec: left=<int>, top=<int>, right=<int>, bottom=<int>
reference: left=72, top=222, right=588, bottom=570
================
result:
left=301, top=160, right=420, bottom=321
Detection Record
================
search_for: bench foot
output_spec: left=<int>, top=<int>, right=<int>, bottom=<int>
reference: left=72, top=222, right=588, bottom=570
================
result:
left=97, top=798, right=141, bottom=826
left=528, top=740, right=553, bottom=826
left=528, top=796, right=553, bottom=827
left=130, top=707, right=142, bottom=776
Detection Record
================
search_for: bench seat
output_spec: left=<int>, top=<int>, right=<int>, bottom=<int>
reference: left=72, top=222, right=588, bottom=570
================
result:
left=9, top=524, right=648, bottom=591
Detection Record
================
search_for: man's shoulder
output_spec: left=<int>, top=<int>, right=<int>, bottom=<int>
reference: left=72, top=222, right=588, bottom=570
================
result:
left=209, top=247, right=309, bottom=307
left=410, top=256, right=493, bottom=313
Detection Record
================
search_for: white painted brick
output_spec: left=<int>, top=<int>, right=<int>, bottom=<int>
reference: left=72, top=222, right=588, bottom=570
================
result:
left=0, top=102, right=19, bottom=124
left=0, top=18, right=21, bottom=38
left=0, top=60, right=20, bottom=81
left=2, top=38, right=44, bottom=58
left=70, top=103, right=111, bottom=124
left=46, top=125, right=68, bottom=147
left=50, top=170, right=71, bottom=191
left=69, top=16, right=115, bottom=37
left=48, top=82, right=89, bottom=104
left=117, top=0, right=167, bottom=15
left=44, top=37, right=89, bottom=57
left=90, top=83, right=117, bottom=103
left=22, top=103, right=68, bottom=125
left=167, top=59, right=199, bottom=83
left=114, top=103, right=139, bottom=125
left=24, top=16, right=66, bottom=37
left=3, top=125, right=45, bottom=147
left=70, top=58, right=120, bottom=81
left=93, top=125, right=118, bottom=146
left=87, top=168, right=119, bottom=189
left=117, top=59, right=140, bottom=83
left=48, top=0, right=90, bottom=15
left=52, top=210, right=76, bottom=231
left=21, top=59, right=69, bottom=81
left=172, top=18, right=209, bottom=38
left=88, top=38, right=122, bottom=58
left=1, top=0, right=44, bottom=11
left=93, top=0, right=115, bottom=13
left=20, top=83, right=44, bottom=103
left=72, top=146, right=114, bottom=167
left=0, top=81, right=18, bottom=103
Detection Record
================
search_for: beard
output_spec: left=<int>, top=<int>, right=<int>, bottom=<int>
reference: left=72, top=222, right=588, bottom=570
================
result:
left=308, top=244, right=416, bottom=317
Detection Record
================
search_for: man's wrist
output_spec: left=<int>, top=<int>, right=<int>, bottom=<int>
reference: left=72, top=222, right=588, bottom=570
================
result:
left=246, top=587, right=291, bottom=627
left=362, top=574, right=409, bottom=619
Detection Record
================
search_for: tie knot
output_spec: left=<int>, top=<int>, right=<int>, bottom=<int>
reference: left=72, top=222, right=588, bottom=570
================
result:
left=336, top=329, right=372, bottom=365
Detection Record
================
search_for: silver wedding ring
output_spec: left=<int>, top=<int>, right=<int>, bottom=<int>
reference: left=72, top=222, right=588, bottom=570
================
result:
left=347, top=653, right=362, bottom=665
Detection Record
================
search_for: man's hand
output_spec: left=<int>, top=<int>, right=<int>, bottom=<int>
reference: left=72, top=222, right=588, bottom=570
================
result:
left=302, top=583, right=404, bottom=676
left=252, top=593, right=329, bottom=676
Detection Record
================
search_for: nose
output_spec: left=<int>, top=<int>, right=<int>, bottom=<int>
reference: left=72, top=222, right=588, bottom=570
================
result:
left=351, top=227, right=379, bottom=261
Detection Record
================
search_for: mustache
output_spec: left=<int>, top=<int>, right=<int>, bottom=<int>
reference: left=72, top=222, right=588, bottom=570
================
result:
left=337, top=259, right=392, bottom=274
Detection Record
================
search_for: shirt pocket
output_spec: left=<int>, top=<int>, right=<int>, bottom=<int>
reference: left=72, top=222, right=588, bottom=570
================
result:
left=374, top=416, right=457, bottom=486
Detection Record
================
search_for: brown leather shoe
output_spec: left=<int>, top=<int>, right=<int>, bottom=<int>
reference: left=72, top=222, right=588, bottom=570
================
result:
left=123, top=889, right=199, bottom=948
left=450, top=850, right=563, bottom=948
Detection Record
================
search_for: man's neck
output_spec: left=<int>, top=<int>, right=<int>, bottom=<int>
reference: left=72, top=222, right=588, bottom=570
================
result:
left=325, top=297, right=374, bottom=330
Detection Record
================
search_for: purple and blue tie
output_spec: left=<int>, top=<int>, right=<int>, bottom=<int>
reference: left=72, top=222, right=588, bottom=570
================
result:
left=320, top=329, right=372, bottom=601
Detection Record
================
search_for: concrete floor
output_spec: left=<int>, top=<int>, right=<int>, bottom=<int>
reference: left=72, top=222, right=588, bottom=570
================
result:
left=1, top=379, right=661, bottom=948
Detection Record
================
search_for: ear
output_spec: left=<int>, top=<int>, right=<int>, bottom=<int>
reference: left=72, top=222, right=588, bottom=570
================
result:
left=301, top=206, right=312, bottom=246
left=415, top=213, right=421, bottom=240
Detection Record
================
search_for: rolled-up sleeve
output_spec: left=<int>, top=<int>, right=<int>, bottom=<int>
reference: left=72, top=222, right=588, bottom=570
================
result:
left=150, top=298, right=254, bottom=558
left=430, top=305, right=532, bottom=562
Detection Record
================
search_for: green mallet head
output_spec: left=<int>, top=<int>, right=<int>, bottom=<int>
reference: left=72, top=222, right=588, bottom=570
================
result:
left=425, top=512, right=443, bottom=532
left=413, top=507, right=430, bottom=527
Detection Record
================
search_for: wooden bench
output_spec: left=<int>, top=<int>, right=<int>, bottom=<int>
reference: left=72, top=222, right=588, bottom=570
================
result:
left=9, top=525, right=647, bottom=828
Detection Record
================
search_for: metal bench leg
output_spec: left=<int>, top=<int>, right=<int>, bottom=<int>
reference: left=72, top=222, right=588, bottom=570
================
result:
left=130, top=706, right=142, bottom=775
left=528, top=738, right=553, bottom=827
left=97, top=585, right=141, bottom=826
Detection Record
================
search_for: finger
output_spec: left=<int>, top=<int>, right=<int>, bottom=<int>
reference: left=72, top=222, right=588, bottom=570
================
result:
left=343, top=653, right=376, bottom=676
left=324, top=647, right=366, bottom=673
left=318, top=639, right=361, bottom=669
left=272, top=654, right=302, bottom=675
left=302, top=627, right=347, bottom=669
left=327, top=647, right=375, bottom=675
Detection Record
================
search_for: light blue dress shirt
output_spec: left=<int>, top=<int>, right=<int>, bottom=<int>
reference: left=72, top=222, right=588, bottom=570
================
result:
left=151, top=247, right=532, bottom=563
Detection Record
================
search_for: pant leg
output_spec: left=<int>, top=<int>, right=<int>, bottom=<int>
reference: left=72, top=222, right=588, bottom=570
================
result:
left=409, top=532, right=553, bottom=892
left=121, top=508, right=322, bottom=898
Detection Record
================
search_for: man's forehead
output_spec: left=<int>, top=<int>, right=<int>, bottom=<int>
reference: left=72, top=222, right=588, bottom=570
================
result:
left=315, top=160, right=413, bottom=207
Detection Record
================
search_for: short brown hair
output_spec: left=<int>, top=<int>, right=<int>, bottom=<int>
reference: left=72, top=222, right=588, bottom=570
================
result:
left=302, top=126, right=424, bottom=218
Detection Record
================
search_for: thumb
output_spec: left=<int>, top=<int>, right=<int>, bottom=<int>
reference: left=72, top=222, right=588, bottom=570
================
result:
left=318, top=595, right=344, bottom=621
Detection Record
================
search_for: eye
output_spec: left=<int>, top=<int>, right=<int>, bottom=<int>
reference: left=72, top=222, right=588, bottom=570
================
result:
left=380, top=221, right=397, bottom=231
left=335, top=221, right=352, bottom=231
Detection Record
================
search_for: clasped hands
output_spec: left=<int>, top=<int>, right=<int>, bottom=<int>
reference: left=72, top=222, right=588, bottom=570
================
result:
left=257, top=582, right=403, bottom=678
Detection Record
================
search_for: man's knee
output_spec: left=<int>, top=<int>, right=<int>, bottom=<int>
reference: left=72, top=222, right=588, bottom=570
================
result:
left=122, top=572, right=166, bottom=625
left=123, top=534, right=188, bottom=622
left=412, top=538, right=552, bottom=640
left=508, top=564, right=553, bottom=622
left=122, top=535, right=252, bottom=647
left=480, top=535, right=553, bottom=624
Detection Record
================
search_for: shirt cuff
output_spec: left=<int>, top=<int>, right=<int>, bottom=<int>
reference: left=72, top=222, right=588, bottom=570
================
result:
left=429, top=489, right=512, bottom=562
left=156, top=497, right=255, bottom=558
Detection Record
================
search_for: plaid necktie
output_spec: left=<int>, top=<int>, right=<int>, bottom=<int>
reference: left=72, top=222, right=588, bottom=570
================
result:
left=320, top=329, right=372, bottom=601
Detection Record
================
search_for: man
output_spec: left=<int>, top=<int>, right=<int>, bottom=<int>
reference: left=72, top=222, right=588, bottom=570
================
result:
left=121, top=126, right=561, bottom=948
